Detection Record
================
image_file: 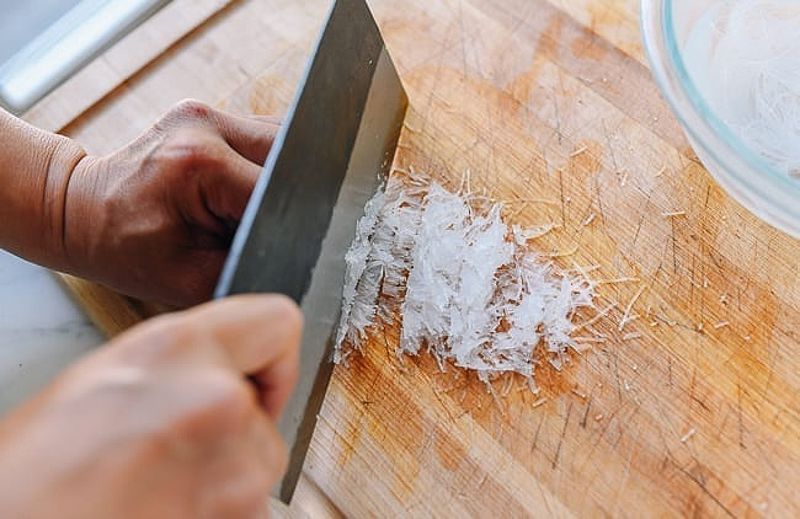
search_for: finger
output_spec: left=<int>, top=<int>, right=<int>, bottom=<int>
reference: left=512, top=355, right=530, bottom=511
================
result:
left=202, top=144, right=262, bottom=222
left=186, top=295, right=302, bottom=419
left=247, top=114, right=283, bottom=126
left=248, top=411, right=289, bottom=488
left=194, top=404, right=285, bottom=518
left=211, top=110, right=281, bottom=166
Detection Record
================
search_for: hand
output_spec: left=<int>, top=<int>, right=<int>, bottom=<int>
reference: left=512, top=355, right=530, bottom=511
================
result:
left=0, top=294, right=301, bottom=519
left=64, top=100, right=280, bottom=306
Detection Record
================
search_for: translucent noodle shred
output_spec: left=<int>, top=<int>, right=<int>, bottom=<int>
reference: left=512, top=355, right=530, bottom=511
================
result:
left=683, top=0, right=800, bottom=179
left=334, top=174, right=596, bottom=385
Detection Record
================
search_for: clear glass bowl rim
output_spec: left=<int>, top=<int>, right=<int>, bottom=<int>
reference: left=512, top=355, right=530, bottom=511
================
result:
left=641, top=0, right=800, bottom=234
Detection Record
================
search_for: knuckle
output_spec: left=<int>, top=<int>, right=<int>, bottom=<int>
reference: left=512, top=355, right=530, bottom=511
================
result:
left=114, top=313, right=197, bottom=362
left=154, top=130, right=223, bottom=172
left=170, top=98, right=213, bottom=121
left=200, top=372, right=256, bottom=424
left=148, top=374, right=255, bottom=452
left=153, top=99, right=212, bottom=133
left=152, top=99, right=217, bottom=139
left=152, top=314, right=198, bottom=351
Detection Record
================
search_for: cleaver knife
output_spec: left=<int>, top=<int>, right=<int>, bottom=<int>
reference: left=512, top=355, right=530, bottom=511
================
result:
left=214, top=0, right=407, bottom=504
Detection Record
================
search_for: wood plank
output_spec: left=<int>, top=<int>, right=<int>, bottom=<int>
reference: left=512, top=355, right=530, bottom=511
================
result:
left=57, top=274, right=151, bottom=337
left=35, top=0, right=800, bottom=515
left=24, top=0, right=235, bottom=133
left=547, top=0, right=645, bottom=64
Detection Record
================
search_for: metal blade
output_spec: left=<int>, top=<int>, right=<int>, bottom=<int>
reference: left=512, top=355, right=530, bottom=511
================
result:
left=214, top=0, right=407, bottom=503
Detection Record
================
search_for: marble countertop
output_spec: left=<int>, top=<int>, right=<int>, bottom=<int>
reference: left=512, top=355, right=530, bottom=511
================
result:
left=0, top=249, right=103, bottom=415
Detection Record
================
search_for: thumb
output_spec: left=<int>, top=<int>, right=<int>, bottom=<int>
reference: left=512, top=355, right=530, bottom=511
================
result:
left=212, top=110, right=281, bottom=166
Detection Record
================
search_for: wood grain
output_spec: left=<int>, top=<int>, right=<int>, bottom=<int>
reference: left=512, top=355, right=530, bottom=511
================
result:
left=24, top=0, right=235, bottom=133
left=32, top=0, right=800, bottom=516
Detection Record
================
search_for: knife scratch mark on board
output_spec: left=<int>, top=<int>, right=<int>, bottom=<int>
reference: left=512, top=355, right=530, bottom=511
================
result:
left=737, top=383, right=746, bottom=450
left=552, top=399, right=573, bottom=469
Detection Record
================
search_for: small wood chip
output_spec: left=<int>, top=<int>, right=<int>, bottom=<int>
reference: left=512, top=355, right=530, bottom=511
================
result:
left=570, top=146, right=588, bottom=158
left=623, top=332, right=643, bottom=341
left=586, top=325, right=607, bottom=339
left=574, top=304, right=615, bottom=333
left=515, top=223, right=559, bottom=240
left=619, top=285, right=646, bottom=331
left=662, top=211, right=687, bottom=218
left=544, top=246, right=579, bottom=258
left=508, top=197, right=561, bottom=207
left=571, top=388, right=588, bottom=400
left=680, top=428, right=697, bottom=443
left=582, top=213, right=597, bottom=227
left=597, top=277, right=640, bottom=285
left=532, top=397, right=549, bottom=408
left=574, top=336, right=607, bottom=344
left=713, top=320, right=730, bottom=329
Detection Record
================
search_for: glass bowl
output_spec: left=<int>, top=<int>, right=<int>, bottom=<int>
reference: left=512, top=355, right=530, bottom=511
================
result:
left=641, top=0, right=800, bottom=238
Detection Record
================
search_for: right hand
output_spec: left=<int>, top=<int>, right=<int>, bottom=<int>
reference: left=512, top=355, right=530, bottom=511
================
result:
left=0, top=295, right=302, bottom=519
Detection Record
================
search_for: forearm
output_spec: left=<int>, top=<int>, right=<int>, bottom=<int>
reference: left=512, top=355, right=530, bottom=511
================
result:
left=0, top=108, right=87, bottom=271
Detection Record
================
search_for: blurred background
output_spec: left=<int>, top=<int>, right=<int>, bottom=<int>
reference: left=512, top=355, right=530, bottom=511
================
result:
left=0, top=0, right=76, bottom=65
left=0, top=0, right=168, bottom=113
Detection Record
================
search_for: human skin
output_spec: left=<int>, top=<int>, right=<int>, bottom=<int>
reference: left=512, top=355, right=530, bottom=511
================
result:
left=0, top=99, right=281, bottom=306
left=0, top=101, right=300, bottom=518
left=0, top=295, right=302, bottom=518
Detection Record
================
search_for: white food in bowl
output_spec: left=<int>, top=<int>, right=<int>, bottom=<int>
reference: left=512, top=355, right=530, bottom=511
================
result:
left=682, top=0, right=800, bottom=180
left=641, top=0, right=800, bottom=238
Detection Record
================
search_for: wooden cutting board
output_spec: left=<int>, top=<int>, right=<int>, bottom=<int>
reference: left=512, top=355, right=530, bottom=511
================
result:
left=33, top=0, right=800, bottom=516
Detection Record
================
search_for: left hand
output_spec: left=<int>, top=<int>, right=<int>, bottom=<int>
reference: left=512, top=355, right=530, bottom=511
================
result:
left=64, top=100, right=280, bottom=306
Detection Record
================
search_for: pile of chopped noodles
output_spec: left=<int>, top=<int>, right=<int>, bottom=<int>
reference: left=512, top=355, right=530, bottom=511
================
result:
left=334, top=175, right=595, bottom=385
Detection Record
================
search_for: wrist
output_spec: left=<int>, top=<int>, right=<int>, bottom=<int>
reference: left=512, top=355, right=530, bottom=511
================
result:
left=0, top=111, right=88, bottom=268
left=22, top=134, right=93, bottom=275
left=60, top=152, right=102, bottom=277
